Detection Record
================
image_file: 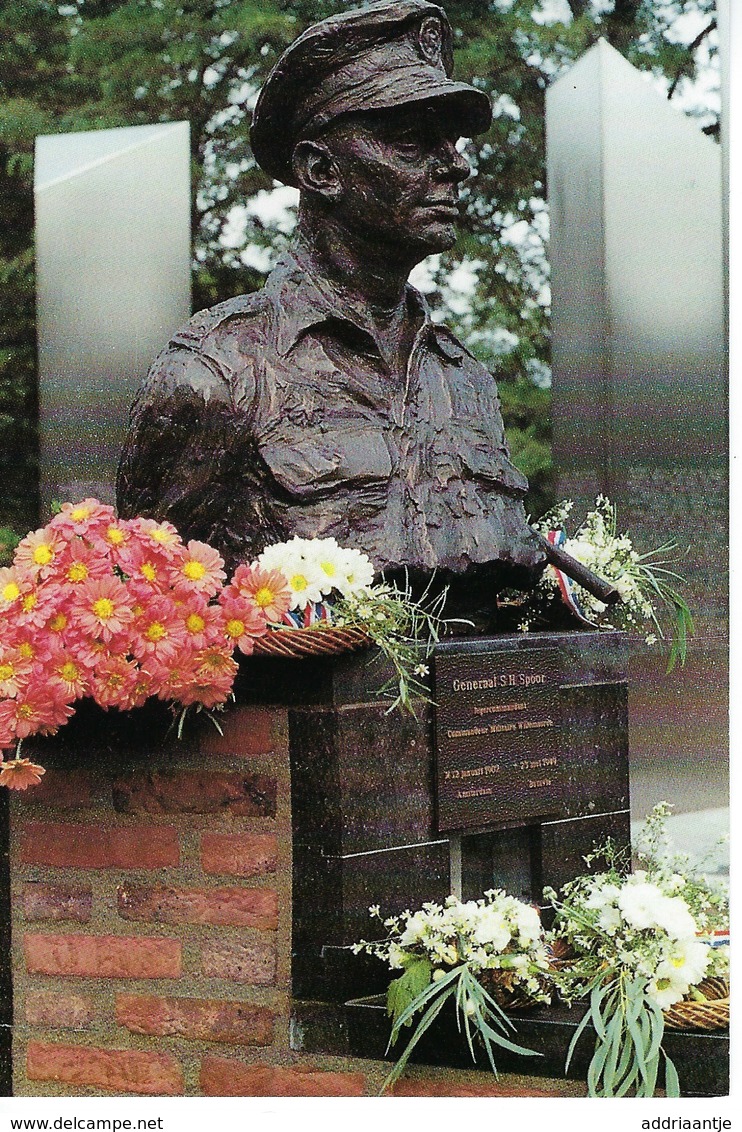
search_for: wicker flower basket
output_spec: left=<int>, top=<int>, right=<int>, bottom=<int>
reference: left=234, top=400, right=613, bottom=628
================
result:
left=548, top=940, right=729, bottom=1031
left=478, top=969, right=549, bottom=1012
left=663, top=978, right=729, bottom=1032
left=252, top=624, right=370, bottom=659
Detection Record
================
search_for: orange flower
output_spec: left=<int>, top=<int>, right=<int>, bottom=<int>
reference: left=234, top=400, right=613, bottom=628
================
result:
left=172, top=541, right=226, bottom=596
left=0, top=757, right=46, bottom=790
left=227, top=564, right=292, bottom=623
left=14, top=527, right=63, bottom=579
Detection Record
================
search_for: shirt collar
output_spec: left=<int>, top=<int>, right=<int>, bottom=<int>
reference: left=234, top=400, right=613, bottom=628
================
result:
left=268, top=243, right=465, bottom=364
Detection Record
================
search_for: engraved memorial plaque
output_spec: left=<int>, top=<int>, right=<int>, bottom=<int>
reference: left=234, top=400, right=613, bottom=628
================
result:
left=433, top=643, right=563, bottom=832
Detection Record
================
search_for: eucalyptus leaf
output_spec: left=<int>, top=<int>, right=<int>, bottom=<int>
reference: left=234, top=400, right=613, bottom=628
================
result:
left=664, top=1051, right=681, bottom=1098
left=565, top=1006, right=594, bottom=1072
left=601, top=1002, right=626, bottom=1091
left=381, top=981, right=456, bottom=1093
left=387, top=964, right=459, bottom=1046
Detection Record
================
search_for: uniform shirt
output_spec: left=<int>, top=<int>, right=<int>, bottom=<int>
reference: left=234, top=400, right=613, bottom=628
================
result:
left=117, top=244, right=543, bottom=592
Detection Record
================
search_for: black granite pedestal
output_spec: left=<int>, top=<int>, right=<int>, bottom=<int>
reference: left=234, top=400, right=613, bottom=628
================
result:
left=241, top=630, right=630, bottom=1005
left=290, top=995, right=729, bottom=1096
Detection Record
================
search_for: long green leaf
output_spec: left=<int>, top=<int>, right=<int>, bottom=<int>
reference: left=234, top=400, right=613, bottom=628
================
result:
left=590, top=982, right=612, bottom=1041
left=476, top=1016, right=543, bottom=1058
left=611, top=1019, right=637, bottom=1094
left=455, top=969, right=477, bottom=1060
left=601, top=1004, right=626, bottom=1093
left=641, top=1052, right=660, bottom=1098
left=472, top=971, right=518, bottom=1032
left=636, top=1011, right=660, bottom=1097
left=645, top=998, right=666, bottom=1066
left=565, top=1006, right=594, bottom=1072
left=387, top=965, right=459, bottom=1045
left=624, top=983, right=648, bottom=1080
left=457, top=970, right=541, bottom=1064
left=587, top=1033, right=612, bottom=1096
left=664, top=1050, right=681, bottom=1098
left=381, top=983, right=456, bottom=1093
left=613, top=1060, right=640, bottom=1098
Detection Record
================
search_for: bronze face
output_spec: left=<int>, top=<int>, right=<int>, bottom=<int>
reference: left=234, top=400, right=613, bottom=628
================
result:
left=310, top=102, right=471, bottom=257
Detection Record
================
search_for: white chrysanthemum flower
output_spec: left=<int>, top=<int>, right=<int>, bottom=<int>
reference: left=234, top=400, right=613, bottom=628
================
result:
left=565, top=538, right=597, bottom=566
left=472, top=909, right=511, bottom=951
left=469, top=947, right=489, bottom=971
left=646, top=976, right=684, bottom=1009
left=597, top=905, right=622, bottom=935
left=646, top=941, right=709, bottom=1009
left=277, top=554, right=326, bottom=609
left=584, top=882, right=621, bottom=910
left=336, top=547, right=375, bottom=595
left=616, top=881, right=666, bottom=930
left=398, top=911, right=431, bottom=947
left=298, top=537, right=345, bottom=595
left=663, top=938, right=710, bottom=987
left=514, top=904, right=542, bottom=945
left=614, top=574, right=638, bottom=600
left=387, top=943, right=406, bottom=969
left=652, top=895, right=698, bottom=940
left=258, top=535, right=314, bottom=574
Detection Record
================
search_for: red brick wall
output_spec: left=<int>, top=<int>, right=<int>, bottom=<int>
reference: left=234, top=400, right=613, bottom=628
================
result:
left=8, top=704, right=583, bottom=1098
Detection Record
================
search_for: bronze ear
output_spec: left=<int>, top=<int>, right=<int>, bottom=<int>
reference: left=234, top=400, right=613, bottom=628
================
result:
left=292, top=139, right=343, bottom=201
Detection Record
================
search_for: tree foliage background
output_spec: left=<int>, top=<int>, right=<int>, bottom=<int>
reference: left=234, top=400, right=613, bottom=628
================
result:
left=0, top=0, right=720, bottom=545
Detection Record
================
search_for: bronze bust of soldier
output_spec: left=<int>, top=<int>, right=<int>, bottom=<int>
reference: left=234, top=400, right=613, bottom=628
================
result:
left=117, top=0, right=613, bottom=621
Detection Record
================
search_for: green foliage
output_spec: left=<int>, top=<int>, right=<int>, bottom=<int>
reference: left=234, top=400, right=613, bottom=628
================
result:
left=547, top=803, right=728, bottom=1097
left=382, top=962, right=540, bottom=1093
left=1, top=1, right=719, bottom=530
left=387, top=958, right=432, bottom=1027
left=519, top=495, right=696, bottom=666
left=0, top=526, right=20, bottom=566
left=334, top=577, right=449, bottom=715
left=633, top=543, right=695, bottom=671
left=498, top=375, right=554, bottom=519
left=566, top=971, right=678, bottom=1098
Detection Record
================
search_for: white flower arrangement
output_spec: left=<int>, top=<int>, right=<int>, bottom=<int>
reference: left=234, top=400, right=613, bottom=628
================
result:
left=545, top=804, right=729, bottom=1097
left=255, top=536, right=448, bottom=713
left=513, top=496, right=693, bottom=671
left=257, top=535, right=374, bottom=607
left=353, top=892, right=551, bottom=1090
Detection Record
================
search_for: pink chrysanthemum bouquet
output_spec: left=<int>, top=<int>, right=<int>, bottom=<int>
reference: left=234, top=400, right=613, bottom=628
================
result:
left=1, top=505, right=445, bottom=789
left=0, top=499, right=290, bottom=790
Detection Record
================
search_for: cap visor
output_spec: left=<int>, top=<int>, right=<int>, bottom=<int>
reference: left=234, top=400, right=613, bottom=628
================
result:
left=330, top=69, right=492, bottom=135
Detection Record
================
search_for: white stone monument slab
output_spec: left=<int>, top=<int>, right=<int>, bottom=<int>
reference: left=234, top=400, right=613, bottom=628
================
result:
left=546, top=40, right=727, bottom=815
left=35, top=121, right=191, bottom=511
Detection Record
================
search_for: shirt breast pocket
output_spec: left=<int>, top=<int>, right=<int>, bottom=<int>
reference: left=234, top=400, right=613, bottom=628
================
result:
left=259, top=429, right=392, bottom=499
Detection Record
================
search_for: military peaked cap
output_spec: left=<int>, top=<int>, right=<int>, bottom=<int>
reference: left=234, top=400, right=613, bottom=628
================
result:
left=250, top=0, right=492, bottom=186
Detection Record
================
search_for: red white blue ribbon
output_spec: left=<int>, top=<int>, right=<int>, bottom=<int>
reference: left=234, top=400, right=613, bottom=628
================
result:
left=280, top=601, right=333, bottom=628
left=546, top=529, right=596, bottom=627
